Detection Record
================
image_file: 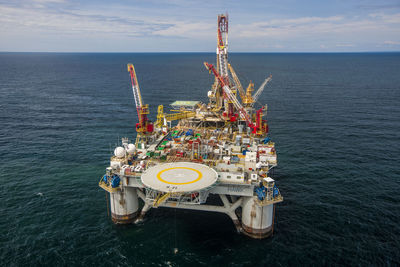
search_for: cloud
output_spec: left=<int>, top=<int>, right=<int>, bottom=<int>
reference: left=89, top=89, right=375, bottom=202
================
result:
left=0, top=0, right=399, bottom=51
left=359, top=3, right=400, bottom=10
left=0, top=4, right=174, bottom=37
left=152, top=22, right=213, bottom=38
left=336, top=44, right=355, bottom=47
left=230, top=13, right=400, bottom=52
left=233, top=15, right=395, bottom=40
left=369, top=12, right=400, bottom=23
left=33, top=0, right=65, bottom=3
left=384, top=40, right=400, bottom=45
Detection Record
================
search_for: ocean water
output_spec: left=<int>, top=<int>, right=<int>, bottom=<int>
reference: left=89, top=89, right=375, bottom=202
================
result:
left=0, top=52, right=399, bottom=266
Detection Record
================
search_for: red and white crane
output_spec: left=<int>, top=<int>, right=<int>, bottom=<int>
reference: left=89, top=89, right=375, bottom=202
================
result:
left=127, top=64, right=152, bottom=134
left=204, top=62, right=257, bottom=132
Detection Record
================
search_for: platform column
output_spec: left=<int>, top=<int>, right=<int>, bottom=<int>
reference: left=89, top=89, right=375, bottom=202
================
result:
left=241, top=196, right=274, bottom=239
left=110, top=187, right=139, bottom=224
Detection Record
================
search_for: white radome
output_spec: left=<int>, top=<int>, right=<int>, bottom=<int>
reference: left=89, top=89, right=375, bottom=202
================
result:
left=127, top=144, right=136, bottom=154
left=114, top=146, right=126, bottom=158
left=256, top=162, right=263, bottom=169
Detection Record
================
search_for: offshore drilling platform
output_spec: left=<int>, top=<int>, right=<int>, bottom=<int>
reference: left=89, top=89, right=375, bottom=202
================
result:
left=99, top=14, right=283, bottom=239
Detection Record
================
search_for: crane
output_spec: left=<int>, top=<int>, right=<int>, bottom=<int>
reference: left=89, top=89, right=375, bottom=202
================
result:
left=251, top=75, right=272, bottom=106
left=241, top=75, right=272, bottom=107
left=204, top=62, right=256, bottom=132
left=127, top=64, right=152, bottom=135
left=227, top=63, right=246, bottom=103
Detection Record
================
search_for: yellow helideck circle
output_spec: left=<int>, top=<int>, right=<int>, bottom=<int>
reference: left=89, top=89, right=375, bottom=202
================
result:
left=157, top=167, right=202, bottom=185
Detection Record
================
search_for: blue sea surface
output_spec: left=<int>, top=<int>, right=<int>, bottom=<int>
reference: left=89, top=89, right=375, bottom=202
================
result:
left=0, top=52, right=399, bottom=266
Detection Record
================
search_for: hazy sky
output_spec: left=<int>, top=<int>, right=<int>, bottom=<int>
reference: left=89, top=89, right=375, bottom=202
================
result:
left=1, top=0, right=400, bottom=52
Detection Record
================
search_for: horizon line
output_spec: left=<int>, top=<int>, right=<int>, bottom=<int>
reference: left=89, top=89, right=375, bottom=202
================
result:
left=1, top=51, right=400, bottom=54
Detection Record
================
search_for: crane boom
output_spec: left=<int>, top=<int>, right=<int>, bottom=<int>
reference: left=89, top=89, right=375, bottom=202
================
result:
left=127, top=64, right=143, bottom=110
left=227, top=63, right=246, bottom=102
left=204, top=62, right=255, bottom=130
left=127, top=64, right=151, bottom=134
left=252, top=75, right=272, bottom=106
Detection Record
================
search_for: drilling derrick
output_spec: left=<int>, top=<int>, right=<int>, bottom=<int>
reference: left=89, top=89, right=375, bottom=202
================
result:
left=209, top=14, right=231, bottom=113
left=217, top=14, right=229, bottom=81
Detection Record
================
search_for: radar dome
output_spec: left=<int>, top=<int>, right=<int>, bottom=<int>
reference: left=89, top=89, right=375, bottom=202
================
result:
left=127, top=144, right=136, bottom=154
left=114, top=147, right=125, bottom=158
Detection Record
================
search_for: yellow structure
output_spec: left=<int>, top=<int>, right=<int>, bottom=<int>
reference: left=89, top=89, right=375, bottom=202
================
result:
left=156, top=104, right=196, bottom=126
left=243, top=81, right=255, bottom=106
left=228, top=63, right=246, bottom=102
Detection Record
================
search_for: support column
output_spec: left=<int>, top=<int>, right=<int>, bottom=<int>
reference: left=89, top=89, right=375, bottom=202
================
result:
left=110, top=187, right=139, bottom=224
left=134, top=202, right=151, bottom=223
left=241, top=196, right=274, bottom=239
left=220, top=194, right=242, bottom=232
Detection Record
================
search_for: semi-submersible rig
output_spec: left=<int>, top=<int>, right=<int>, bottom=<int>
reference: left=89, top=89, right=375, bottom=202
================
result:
left=99, top=14, right=283, bottom=239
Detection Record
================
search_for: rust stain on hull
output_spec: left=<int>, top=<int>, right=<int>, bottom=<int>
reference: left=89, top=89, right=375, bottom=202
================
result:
left=111, top=211, right=139, bottom=224
left=241, top=224, right=272, bottom=239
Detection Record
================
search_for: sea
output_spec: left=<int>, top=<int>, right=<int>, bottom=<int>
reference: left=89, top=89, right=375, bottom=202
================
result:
left=0, top=52, right=399, bottom=266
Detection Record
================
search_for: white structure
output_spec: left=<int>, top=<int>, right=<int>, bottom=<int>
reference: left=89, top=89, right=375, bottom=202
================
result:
left=114, top=147, right=125, bottom=158
left=241, top=197, right=274, bottom=238
left=126, top=144, right=136, bottom=154
left=141, top=162, right=218, bottom=193
left=110, top=187, right=139, bottom=224
left=102, top=150, right=282, bottom=238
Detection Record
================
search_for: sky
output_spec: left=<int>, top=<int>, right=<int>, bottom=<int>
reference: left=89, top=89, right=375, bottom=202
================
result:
left=0, top=0, right=400, bottom=52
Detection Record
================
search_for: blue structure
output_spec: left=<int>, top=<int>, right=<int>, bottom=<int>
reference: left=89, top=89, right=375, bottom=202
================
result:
left=273, top=185, right=279, bottom=197
left=111, top=175, right=120, bottom=188
left=255, top=186, right=266, bottom=200
left=185, top=129, right=194, bottom=136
